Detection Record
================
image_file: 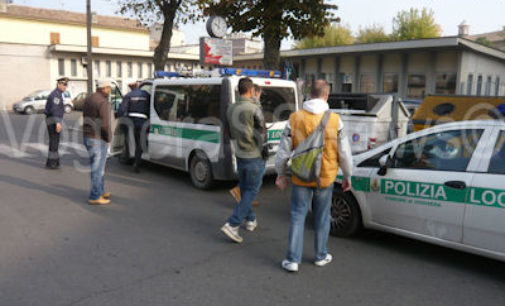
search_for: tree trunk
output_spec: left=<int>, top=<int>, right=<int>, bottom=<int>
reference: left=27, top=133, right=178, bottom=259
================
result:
left=263, top=29, right=282, bottom=70
left=153, top=2, right=180, bottom=71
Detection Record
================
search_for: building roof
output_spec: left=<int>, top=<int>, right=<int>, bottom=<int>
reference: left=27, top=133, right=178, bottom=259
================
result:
left=234, top=36, right=505, bottom=62
left=469, top=31, right=505, bottom=42
left=0, top=4, right=148, bottom=33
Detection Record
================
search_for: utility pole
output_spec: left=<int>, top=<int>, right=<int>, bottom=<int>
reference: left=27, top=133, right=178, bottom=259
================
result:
left=86, top=0, right=93, bottom=94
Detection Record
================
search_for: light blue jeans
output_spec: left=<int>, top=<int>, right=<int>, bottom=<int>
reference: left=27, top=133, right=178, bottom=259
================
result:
left=286, top=184, right=334, bottom=263
left=84, top=137, right=108, bottom=200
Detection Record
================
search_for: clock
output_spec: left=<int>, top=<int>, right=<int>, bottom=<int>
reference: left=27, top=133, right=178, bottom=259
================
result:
left=206, top=16, right=227, bottom=38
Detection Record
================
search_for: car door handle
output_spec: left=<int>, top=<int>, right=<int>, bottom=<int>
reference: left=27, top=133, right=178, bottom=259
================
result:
left=444, top=181, right=466, bottom=190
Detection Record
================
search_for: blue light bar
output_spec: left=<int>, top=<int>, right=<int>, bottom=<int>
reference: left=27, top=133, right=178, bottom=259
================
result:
left=219, top=68, right=282, bottom=78
left=154, top=71, right=180, bottom=78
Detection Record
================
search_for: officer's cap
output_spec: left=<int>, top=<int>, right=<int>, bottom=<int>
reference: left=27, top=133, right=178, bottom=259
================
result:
left=57, top=77, right=69, bottom=85
left=96, top=79, right=112, bottom=88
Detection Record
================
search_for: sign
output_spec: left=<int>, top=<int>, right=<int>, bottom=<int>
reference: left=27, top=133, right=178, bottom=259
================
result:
left=200, top=37, right=233, bottom=66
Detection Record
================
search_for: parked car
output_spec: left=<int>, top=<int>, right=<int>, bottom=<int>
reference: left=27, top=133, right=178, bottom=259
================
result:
left=71, top=92, right=88, bottom=110
left=12, top=89, right=73, bottom=115
left=331, top=120, right=505, bottom=262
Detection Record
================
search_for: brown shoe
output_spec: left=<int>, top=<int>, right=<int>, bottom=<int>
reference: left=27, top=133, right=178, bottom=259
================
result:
left=229, top=186, right=241, bottom=203
left=102, top=192, right=111, bottom=199
left=252, top=201, right=260, bottom=207
left=88, top=196, right=110, bottom=205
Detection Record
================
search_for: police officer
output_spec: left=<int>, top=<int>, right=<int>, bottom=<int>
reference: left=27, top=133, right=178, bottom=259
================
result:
left=44, top=77, right=69, bottom=169
left=117, top=79, right=150, bottom=173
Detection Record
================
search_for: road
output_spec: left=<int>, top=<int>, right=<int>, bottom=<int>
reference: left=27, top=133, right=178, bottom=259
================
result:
left=1, top=110, right=505, bottom=306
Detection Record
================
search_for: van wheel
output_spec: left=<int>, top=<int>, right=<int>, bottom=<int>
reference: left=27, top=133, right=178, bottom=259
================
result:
left=118, top=129, right=134, bottom=165
left=189, top=151, right=214, bottom=189
left=24, top=106, right=34, bottom=115
left=330, top=186, right=362, bottom=237
left=64, top=105, right=72, bottom=113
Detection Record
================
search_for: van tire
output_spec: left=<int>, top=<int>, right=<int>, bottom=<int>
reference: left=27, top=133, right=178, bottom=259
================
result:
left=24, top=106, right=34, bottom=115
left=330, top=186, right=362, bottom=237
left=118, top=129, right=134, bottom=165
left=64, top=105, right=72, bottom=114
left=189, top=151, right=214, bottom=190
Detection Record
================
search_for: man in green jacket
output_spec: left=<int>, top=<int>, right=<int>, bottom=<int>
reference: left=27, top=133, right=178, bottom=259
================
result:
left=221, top=77, right=267, bottom=243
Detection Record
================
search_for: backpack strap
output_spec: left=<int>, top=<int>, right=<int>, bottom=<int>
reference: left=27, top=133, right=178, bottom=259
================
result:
left=317, top=110, right=331, bottom=132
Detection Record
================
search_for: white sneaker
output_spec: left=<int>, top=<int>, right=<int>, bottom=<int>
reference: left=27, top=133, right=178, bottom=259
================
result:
left=221, top=222, right=243, bottom=243
left=245, top=219, right=257, bottom=232
left=314, top=253, right=332, bottom=267
left=281, top=259, right=299, bottom=272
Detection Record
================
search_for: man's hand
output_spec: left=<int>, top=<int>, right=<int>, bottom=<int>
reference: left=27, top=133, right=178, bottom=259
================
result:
left=342, top=178, right=351, bottom=192
left=56, top=123, right=62, bottom=133
left=275, top=175, right=288, bottom=190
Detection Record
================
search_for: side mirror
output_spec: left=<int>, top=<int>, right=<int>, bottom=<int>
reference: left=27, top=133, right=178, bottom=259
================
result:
left=377, top=154, right=390, bottom=176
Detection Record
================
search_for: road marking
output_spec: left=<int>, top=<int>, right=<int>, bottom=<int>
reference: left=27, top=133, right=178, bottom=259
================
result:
left=0, top=142, right=87, bottom=159
left=0, top=144, right=34, bottom=158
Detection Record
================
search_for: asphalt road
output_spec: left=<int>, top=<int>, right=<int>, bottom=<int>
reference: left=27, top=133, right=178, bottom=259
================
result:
left=1, top=110, right=505, bottom=306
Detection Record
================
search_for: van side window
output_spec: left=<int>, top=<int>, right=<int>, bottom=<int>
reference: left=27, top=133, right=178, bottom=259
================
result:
left=154, top=86, right=182, bottom=122
left=488, top=131, right=505, bottom=175
left=237, top=87, right=296, bottom=122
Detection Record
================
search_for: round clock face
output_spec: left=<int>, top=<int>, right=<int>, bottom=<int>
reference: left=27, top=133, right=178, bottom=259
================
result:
left=207, top=16, right=227, bottom=38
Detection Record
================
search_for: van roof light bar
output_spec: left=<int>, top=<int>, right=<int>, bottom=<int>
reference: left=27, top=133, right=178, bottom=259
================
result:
left=219, top=68, right=281, bottom=78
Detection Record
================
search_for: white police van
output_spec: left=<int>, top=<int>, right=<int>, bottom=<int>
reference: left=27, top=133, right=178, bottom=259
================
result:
left=331, top=120, right=505, bottom=262
left=111, top=68, right=299, bottom=189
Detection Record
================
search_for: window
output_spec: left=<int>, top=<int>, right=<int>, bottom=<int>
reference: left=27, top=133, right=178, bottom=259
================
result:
left=58, top=58, right=65, bottom=76
left=127, top=62, right=133, bottom=77
left=63, top=91, right=71, bottom=98
left=495, top=77, right=500, bottom=96
left=50, top=32, right=60, bottom=44
left=488, top=131, right=505, bottom=174
left=392, top=129, right=483, bottom=172
left=360, top=74, right=375, bottom=93
left=407, top=74, right=425, bottom=99
left=154, top=85, right=221, bottom=125
left=476, top=75, right=483, bottom=95
left=485, top=76, right=492, bottom=96
left=467, top=74, right=473, bottom=95
left=358, top=148, right=392, bottom=168
left=70, top=59, right=77, bottom=77
left=148, top=64, right=153, bottom=78
left=383, top=73, right=399, bottom=93
left=238, top=87, right=297, bottom=122
left=106, top=61, right=111, bottom=77
left=94, top=60, right=101, bottom=77
left=435, top=73, right=456, bottom=95
left=117, top=61, right=122, bottom=77
left=138, top=62, right=143, bottom=78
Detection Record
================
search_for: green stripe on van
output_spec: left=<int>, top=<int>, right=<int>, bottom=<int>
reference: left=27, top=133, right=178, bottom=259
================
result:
left=149, top=124, right=220, bottom=144
left=268, top=129, right=283, bottom=141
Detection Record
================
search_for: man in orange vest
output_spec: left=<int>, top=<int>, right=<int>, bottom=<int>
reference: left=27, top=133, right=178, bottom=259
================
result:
left=275, top=79, right=353, bottom=272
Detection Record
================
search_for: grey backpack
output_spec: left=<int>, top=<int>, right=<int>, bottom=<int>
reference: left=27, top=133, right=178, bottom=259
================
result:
left=290, top=111, right=331, bottom=186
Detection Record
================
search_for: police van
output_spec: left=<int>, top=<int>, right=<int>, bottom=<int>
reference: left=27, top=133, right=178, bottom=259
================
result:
left=331, top=120, right=505, bottom=262
left=111, top=68, right=299, bottom=189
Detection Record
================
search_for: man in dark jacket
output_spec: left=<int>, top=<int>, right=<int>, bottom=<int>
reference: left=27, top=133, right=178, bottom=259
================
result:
left=82, top=79, right=112, bottom=205
left=44, top=77, right=69, bottom=169
left=117, top=79, right=150, bottom=173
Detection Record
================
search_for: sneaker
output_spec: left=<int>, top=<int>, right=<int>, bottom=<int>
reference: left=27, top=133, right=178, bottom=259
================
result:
left=252, top=200, right=260, bottom=207
left=221, top=222, right=243, bottom=243
left=281, top=259, right=299, bottom=272
left=102, top=192, right=111, bottom=199
left=314, top=254, right=332, bottom=267
left=245, top=219, right=257, bottom=232
left=88, top=196, right=110, bottom=205
left=229, top=186, right=241, bottom=203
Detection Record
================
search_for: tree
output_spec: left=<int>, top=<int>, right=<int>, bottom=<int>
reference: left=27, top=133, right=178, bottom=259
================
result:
left=356, top=24, right=391, bottom=44
left=196, top=0, right=339, bottom=70
left=475, top=37, right=493, bottom=47
left=392, top=8, right=441, bottom=41
left=294, top=24, right=354, bottom=49
left=115, top=0, right=198, bottom=71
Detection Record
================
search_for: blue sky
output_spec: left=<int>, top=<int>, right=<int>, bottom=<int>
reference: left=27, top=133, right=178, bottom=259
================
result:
left=13, top=0, right=505, bottom=48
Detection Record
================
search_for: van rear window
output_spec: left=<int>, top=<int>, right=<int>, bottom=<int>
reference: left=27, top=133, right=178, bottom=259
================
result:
left=235, top=87, right=296, bottom=123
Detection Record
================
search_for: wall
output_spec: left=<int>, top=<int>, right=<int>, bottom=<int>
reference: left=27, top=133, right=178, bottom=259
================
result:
left=459, top=50, right=505, bottom=95
left=0, top=43, right=50, bottom=108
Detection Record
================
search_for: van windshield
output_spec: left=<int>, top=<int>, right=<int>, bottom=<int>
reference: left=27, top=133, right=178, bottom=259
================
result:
left=235, top=86, right=296, bottom=123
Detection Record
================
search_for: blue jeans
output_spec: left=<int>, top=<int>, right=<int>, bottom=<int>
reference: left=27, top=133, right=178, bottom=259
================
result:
left=227, top=158, right=266, bottom=227
left=286, top=184, right=334, bottom=263
left=84, top=137, right=108, bottom=200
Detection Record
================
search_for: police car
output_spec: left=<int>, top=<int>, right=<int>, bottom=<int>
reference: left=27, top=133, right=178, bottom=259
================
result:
left=332, top=120, right=505, bottom=262
left=111, top=68, right=299, bottom=189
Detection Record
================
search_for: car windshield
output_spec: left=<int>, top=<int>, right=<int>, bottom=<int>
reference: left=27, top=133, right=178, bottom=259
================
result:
left=23, top=90, right=47, bottom=101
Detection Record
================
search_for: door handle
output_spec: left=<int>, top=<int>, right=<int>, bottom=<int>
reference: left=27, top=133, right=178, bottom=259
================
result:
left=444, top=181, right=466, bottom=190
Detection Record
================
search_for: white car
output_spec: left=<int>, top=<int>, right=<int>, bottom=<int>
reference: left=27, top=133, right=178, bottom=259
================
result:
left=332, top=120, right=505, bottom=262
left=12, top=89, right=73, bottom=115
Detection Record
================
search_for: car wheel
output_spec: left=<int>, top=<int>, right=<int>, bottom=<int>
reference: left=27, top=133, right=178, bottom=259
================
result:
left=118, top=128, right=134, bottom=165
left=64, top=105, right=72, bottom=114
left=189, top=151, right=214, bottom=189
left=24, top=106, right=34, bottom=115
left=330, top=186, right=362, bottom=237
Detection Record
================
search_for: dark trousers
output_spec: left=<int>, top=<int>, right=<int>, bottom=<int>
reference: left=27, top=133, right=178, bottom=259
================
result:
left=132, top=117, right=147, bottom=167
left=46, top=122, right=60, bottom=167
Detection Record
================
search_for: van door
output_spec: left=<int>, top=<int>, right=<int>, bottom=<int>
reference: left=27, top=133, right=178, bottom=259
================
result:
left=108, top=83, right=124, bottom=157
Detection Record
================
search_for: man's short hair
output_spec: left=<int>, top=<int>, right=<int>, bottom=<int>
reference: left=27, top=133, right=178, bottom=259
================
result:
left=238, top=77, right=254, bottom=95
left=311, top=79, right=330, bottom=98
left=253, top=84, right=261, bottom=94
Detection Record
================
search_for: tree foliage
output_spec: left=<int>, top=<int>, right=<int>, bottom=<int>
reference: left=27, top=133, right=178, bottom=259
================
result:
left=356, top=24, right=391, bottom=44
left=475, top=37, right=493, bottom=47
left=114, top=0, right=199, bottom=71
left=195, top=0, right=339, bottom=70
left=392, top=8, right=441, bottom=40
left=294, top=24, right=354, bottom=49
